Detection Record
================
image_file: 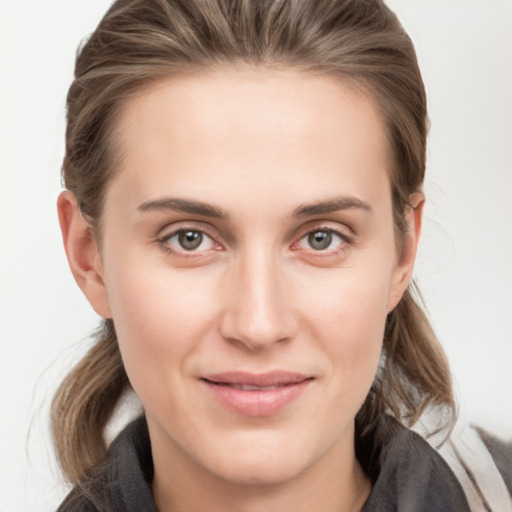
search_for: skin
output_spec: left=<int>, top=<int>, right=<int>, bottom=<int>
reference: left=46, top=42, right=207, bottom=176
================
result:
left=58, top=67, right=423, bottom=512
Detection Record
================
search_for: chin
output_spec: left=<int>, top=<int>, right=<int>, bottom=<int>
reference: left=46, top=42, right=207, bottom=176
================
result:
left=199, top=432, right=315, bottom=486
left=215, top=458, right=305, bottom=486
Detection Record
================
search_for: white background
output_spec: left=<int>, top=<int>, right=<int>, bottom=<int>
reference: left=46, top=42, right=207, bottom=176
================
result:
left=1, top=0, right=511, bottom=510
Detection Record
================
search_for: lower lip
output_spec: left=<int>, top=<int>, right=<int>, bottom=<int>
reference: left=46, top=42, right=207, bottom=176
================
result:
left=202, top=379, right=313, bottom=417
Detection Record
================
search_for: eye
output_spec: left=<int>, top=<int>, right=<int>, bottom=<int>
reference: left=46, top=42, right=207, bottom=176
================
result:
left=296, top=228, right=347, bottom=252
left=307, top=230, right=334, bottom=250
left=162, top=229, right=217, bottom=253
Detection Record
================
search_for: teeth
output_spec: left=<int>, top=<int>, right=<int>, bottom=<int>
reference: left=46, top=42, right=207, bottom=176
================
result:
left=229, top=384, right=279, bottom=391
left=241, top=384, right=262, bottom=391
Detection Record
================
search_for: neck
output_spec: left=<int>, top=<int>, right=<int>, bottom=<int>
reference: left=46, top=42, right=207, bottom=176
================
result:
left=151, top=423, right=371, bottom=512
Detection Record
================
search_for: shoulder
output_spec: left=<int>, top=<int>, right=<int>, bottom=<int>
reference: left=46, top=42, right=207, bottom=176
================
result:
left=476, top=426, right=512, bottom=494
left=360, top=414, right=472, bottom=511
left=57, top=417, right=157, bottom=512
left=414, top=412, right=512, bottom=512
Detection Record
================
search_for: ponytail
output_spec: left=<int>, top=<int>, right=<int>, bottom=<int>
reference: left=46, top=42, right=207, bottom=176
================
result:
left=51, top=320, right=128, bottom=483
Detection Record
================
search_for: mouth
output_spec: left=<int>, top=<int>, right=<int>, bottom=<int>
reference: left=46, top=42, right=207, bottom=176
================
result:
left=200, top=372, right=314, bottom=416
left=207, top=383, right=295, bottom=391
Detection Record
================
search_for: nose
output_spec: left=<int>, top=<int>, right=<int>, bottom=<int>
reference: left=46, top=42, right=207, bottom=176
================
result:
left=219, top=249, right=298, bottom=351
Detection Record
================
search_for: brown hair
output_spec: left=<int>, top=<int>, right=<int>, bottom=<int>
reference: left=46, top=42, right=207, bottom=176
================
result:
left=52, top=0, right=455, bottom=485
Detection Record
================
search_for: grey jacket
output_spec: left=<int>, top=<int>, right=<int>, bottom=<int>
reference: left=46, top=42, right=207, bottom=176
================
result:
left=57, top=414, right=511, bottom=511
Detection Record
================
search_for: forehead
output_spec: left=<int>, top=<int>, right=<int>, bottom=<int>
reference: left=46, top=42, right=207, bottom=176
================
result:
left=107, top=67, right=391, bottom=218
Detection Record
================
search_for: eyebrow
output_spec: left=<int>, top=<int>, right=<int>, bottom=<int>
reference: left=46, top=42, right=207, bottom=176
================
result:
left=292, top=196, right=373, bottom=218
left=137, top=197, right=228, bottom=220
left=137, top=195, right=372, bottom=220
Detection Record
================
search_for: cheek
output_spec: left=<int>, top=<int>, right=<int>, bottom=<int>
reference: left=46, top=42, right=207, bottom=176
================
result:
left=102, top=255, right=220, bottom=399
left=298, top=265, right=391, bottom=400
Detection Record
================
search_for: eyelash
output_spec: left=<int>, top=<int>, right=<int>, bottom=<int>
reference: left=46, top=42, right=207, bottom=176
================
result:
left=156, top=226, right=351, bottom=260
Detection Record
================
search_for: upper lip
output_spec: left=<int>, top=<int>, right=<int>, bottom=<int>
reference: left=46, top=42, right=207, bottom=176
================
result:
left=201, top=371, right=313, bottom=387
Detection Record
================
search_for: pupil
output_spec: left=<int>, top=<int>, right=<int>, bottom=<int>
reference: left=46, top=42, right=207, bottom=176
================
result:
left=308, top=231, right=332, bottom=250
left=179, top=230, right=202, bottom=250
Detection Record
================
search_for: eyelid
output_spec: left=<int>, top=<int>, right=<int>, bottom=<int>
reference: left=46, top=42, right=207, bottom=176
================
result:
left=156, top=218, right=218, bottom=238
left=293, top=220, right=353, bottom=243
left=297, top=215, right=357, bottom=236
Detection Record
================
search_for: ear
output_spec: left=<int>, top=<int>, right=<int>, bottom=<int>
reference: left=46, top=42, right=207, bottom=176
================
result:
left=387, top=192, right=424, bottom=312
left=57, top=190, right=112, bottom=318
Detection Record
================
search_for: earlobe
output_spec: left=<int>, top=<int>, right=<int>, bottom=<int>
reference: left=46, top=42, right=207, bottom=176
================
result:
left=57, top=191, right=112, bottom=318
left=387, top=193, right=425, bottom=312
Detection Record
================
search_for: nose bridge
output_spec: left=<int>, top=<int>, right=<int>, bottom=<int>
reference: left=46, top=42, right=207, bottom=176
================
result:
left=220, top=243, right=296, bottom=350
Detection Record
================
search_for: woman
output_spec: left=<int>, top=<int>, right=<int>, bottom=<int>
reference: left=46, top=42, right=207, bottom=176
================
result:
left=52, top=0, right=511, bottom=510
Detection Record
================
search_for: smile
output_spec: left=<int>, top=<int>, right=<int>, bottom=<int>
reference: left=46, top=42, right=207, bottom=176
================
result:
left=215, top=383, right=287, bottom=391
left=201, top=372, right=314, bottom=417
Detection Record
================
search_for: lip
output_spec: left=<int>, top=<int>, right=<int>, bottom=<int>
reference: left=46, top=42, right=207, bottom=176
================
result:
left=200, top=371, right=314, bottom=417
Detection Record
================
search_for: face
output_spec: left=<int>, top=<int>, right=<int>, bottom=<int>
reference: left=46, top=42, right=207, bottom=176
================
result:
left=65, top=67, right=418, bottom=489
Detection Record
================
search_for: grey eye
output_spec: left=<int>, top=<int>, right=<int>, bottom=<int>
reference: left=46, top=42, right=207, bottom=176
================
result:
left=307, top=230, right=332, bottom=250
left=163, top=228, right=217, bottom=254
left=178, top=230, right=203, bottom=250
